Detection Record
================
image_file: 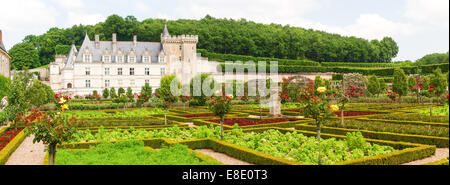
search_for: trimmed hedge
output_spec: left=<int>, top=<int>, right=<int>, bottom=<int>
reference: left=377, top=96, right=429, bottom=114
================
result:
left=295, top=123, right=449, bottom=148
left=356, top=117, right=449, bottom=128
left=240, top=127, right=436, bottom=165
left=193, top=117, right=315, bottom=130
left=0, top=128, right=28, bottom=165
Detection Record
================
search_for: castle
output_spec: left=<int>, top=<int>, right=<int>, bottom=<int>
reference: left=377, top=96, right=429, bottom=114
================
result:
left=49, top=25, right=216, bottom=96
left=0, top=30, right=11, bottom=78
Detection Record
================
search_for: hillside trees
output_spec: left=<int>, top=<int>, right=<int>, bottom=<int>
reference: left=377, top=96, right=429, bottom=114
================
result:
left=8, top=42, right=40, bottom=70
left=17, top=14, right=400, bottom=69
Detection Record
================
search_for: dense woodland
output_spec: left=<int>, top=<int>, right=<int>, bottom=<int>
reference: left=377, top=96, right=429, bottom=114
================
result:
left=7, top=14, right=406, bottom=70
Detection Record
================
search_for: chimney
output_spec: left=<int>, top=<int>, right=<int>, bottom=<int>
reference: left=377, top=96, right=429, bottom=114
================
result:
left=133, top=35, right=137, bottom=47
left=95, top=35, right=99, bottom=48
left=112, top=33, right=117, bottom=53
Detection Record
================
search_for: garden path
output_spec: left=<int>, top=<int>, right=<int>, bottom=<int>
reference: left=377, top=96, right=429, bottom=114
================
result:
left=195, top=149, right=252, bottom=165
left=402, top=148, right=449, bottom=165
left=5, top=135, right=46, bottom=165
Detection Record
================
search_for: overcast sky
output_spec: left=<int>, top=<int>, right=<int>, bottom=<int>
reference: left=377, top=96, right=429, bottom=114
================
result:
left=0, top=0, right=448, bottom=61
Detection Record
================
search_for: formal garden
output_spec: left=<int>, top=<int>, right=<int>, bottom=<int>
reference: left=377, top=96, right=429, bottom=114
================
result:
left=0, top=68, right=449, bottom=165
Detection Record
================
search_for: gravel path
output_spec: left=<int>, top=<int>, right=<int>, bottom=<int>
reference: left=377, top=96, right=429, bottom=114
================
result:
left=185, top=122, right=195, bottom=127
left=5, top=135, right=46, bottom=165
left=402, top=148, right=449, bottom=165
left=195, top=149, right=252, bottom=165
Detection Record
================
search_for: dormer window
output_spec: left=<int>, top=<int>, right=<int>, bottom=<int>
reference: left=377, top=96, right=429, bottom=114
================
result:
left=83, top=54, right=92, bottom=62
left=129, top=56, right=135, bottom=63
left=159, top=57, right=165, bottom=63
left=103, top=55, right=111, bottom=63
left=143, top=56, right=150, bottom=63
left=179, top=45, right=182, bottom=50
left=116, top=55, right=124, bottom=63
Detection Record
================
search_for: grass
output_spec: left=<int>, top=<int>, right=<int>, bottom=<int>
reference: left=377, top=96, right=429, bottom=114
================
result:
left=55, top=140, right=221, bottom=165
left=413, top=105, right=449, bottom=116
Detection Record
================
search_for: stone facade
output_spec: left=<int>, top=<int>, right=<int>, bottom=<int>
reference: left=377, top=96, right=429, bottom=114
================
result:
left=0, top=29, right=11, bottom=78
left=50, top=25, right=213, bottom=96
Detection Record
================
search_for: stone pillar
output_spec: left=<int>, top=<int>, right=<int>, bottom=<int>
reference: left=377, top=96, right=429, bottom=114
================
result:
left=269, top=86, right=281, bottom=117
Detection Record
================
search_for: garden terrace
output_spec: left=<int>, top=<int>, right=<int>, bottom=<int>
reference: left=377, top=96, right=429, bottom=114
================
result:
left=62, top=126, right=435, bottom=165
left=364, top=113, right=449, bottom=124
left=0, top=127, right=27, bottom=164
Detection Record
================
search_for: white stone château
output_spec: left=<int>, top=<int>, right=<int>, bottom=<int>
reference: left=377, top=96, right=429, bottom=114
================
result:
left=50, top=25, right=216, bottom=96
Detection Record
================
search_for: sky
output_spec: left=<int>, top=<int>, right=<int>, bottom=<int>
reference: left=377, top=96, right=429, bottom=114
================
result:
left=0, top=0, right=448, bottom=61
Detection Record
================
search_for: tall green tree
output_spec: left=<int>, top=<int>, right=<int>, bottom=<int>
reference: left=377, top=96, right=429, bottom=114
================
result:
left=430, top=68, right=447, bottom=96
left=0, top=75, right=11, bottom=98
left=102, top=88, right=109, bottom=99
left=110, top=87, right=117, bottom=98
left=190, top=73, right=216, bottom=106
left=8, top=42, right=40, bottom=70
left=141, top=83, right=152, bottom=98
left=367, top=76, right=380, bottom=96
left=28, top=79, right=55, bottom=108
left=392, top=68, right=408, bottom=99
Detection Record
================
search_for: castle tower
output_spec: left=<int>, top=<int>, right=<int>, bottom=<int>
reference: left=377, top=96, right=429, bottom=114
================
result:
left=160, top=24, right=198, bottom=83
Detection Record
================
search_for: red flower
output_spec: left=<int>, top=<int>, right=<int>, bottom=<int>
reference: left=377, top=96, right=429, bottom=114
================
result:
left=447, top=94, right=449, bottom=99
left=428, top=89, right=434, bottom=92
left=65, top=96, right=69, bottom=100
left=430, top=85, right=434, bottom=88
left=55, top=94, right=59, bottom=99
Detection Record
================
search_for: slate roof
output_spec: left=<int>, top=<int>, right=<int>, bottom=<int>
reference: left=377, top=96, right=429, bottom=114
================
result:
left=73, top=34, right=163, bottom=64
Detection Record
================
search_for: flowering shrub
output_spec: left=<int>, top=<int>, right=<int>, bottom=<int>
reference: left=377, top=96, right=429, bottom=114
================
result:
left=206, top=91, right=233, bottom=140
left=297, top=80, right=338, bottom=165
left=387, top=91, right=399, bottom=102
left=240, top=93, right=249, bottom=104
left=20, top=93, right=82, bottom=165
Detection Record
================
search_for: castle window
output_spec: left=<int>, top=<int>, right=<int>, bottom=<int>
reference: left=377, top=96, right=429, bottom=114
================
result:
left=105, top=68, right=110, bottom=76
left=160, top=68, right=165, bottom=76
left=118, top=68, right=123, bottom=75
left=67, top=83, right=72, bottom=89
left=103, top=55, right=110, bottom=62
left=159, top=57, right=165, bottom=63
left=105, top=80, right=110, bottom=88
left=85, top=80, right=91, bottom=88
left=117, top=56, right=124, bottom=63
left=179, top=56, right=182, bottom=61
left=85, top=67, right=90, bottom=75
left=129, top=56, right=135, bottom=63
left=83, top=54, right=91, bottom=62
left=145, top=68, right=150, bottom=75
left=179, top=46, right=182, bottom=50
left=145, top=79, right=150, bottom=85
left=143, top=56, right=150, bottom=63
left=130, top=68, right=135, bottom=75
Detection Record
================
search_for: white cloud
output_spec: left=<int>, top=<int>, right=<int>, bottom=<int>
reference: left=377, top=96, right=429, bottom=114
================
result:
left=404, top=0, right=449, bottom=27
left=178, top=0, right=322, bottom=24
left=66, top=12, right=106, bottom=27
left=135, top=1, right=152, bottom=13
left=50, top=0, right=84, bottom=9
left=343, top=14, right=417, bottom=40
left=0, top=0, right=57, bottom=49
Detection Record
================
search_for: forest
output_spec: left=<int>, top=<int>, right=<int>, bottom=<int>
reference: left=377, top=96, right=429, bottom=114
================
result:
left=8, top=14, right=402, bottom=70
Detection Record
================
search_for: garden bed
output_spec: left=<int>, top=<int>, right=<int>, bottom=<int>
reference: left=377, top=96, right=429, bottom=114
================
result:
left=62, top=126, right=435, bottom=165
left=205, top=118, right=300, bottom=127
left=333, top=111, right=381, bottom=117
left=44, top=140, right=222, bottom=165
left=0, top=128, right=23, bottom=151
left=0, top=127, right=28, bottom=164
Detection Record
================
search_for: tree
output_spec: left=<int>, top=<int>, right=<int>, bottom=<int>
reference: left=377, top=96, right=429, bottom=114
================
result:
left=392, top=68, right=408, bottom=100
left=126, top=87, right=133, bottom=98
left=8, top=42, right=40, bottom=70
left=407, top=76, right=416, bottom=93
left=102, top=88, right=109, bottom=99
left=416, top=52, right=449, bottom=65
left=118, top=87, right=125, bottom=96
left=141, top=83, right=152, bottom=99
left=207, top=93, right=233, bottom=140
left=157, top=74, right=180, bottom=124
left=0, top=75, right=10, bottom=98
left=367, top=76, right=380, bottom=97
left=5, top=70, right=34, bottom=123
left=190, top=73, right=215, bottom=106
left=430, top=68, right=447, bottom=96
left=28, top=80, right=55, bottom=108
left=110, top=87, right=117, bottom=98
